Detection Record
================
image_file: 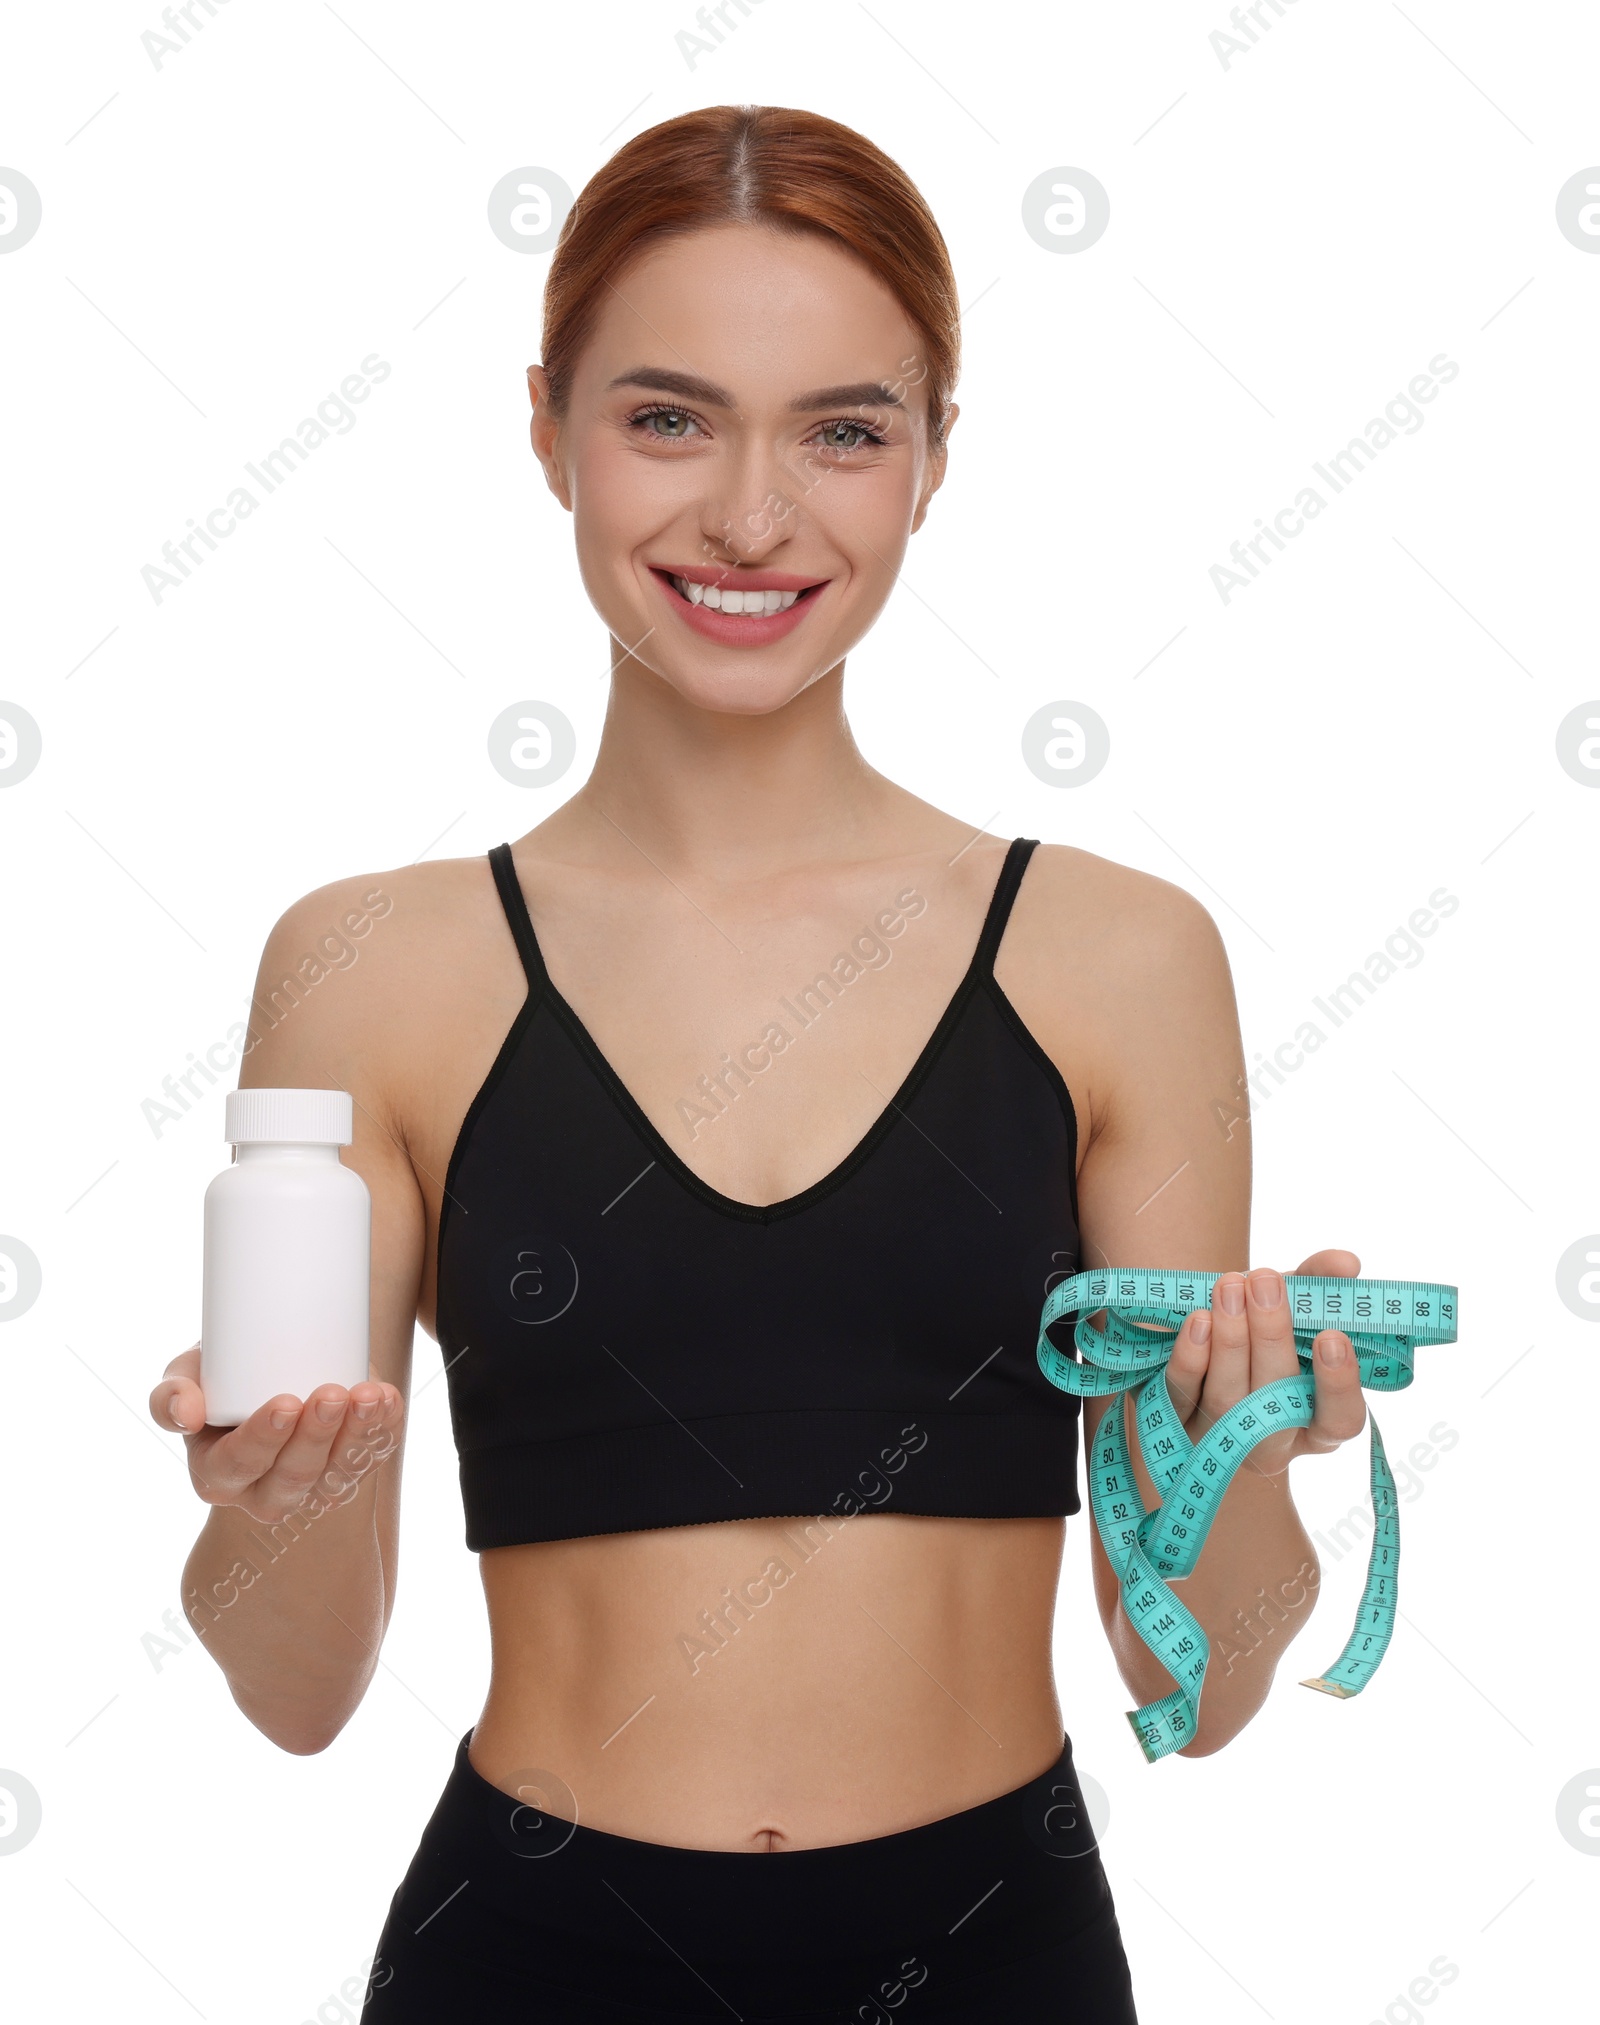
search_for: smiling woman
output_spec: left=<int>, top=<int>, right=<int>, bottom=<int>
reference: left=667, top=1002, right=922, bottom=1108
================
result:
left=147, top=102, right=1337, bottom=2023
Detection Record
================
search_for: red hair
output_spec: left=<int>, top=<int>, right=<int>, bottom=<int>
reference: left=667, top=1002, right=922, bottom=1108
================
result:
left=539, top=104, right=961, bottom=447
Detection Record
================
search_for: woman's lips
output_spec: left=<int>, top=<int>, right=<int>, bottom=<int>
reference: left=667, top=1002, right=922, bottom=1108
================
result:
left=649, top=567, right=826, bottom=648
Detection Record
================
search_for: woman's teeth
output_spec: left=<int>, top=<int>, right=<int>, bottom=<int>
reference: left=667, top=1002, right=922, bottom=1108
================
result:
left=670, top=574, right=802, bottom=613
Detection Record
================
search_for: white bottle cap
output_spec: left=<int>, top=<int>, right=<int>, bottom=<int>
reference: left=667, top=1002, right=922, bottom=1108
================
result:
left=225, top=1087, right=354, bottom=1146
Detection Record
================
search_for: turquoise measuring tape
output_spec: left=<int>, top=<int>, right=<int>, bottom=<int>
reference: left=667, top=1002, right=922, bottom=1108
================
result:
left=1036, top=1269, right=1459, bottom=1763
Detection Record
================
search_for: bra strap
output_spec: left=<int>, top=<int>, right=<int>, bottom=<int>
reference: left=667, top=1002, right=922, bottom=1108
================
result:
left=973, top=837, right=1040, bottom=974
left=487, top=842, right=548, bottom=989
left=489, top=836, right=1038, bottom=990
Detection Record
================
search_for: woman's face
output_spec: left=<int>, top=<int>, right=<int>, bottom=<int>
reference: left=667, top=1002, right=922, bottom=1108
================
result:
left=528, top=221, right=956, bottom=717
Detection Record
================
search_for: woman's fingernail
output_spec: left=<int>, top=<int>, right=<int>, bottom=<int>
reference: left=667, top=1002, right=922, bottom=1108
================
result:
left=1190, top=1310, right=1212, bottom=1345
left=270, top=1408, right=295, bottom=1430
left=353, top=1399, right=377, bottom=1422
left=1319, top=1332, right=1347, bottom=1364
left=170, top=1401, right=187, bottom=1430
left=1251, top=1270, right=1283, bottom=1309
left=1219, top=1277, right=1246, bottom=1316
left=316, top=1397, right=343, bottom=1424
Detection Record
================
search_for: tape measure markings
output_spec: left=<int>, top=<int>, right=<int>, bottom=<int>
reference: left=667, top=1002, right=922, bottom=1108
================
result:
left=1035, top=1269, right=1458, bottom=1762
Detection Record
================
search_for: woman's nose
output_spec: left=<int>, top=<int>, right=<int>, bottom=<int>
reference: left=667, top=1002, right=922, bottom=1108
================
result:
left=697, top=489, right=799, bottom=564
left=693, top=435, right=812, bottom=562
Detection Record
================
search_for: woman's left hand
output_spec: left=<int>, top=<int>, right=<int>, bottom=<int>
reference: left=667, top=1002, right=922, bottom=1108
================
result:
left=1162, top=1249, right=1367, bottom=1478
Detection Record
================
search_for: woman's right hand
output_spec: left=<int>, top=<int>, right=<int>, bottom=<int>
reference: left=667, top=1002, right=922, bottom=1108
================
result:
left=150, top=1345, right=405, bottom=1525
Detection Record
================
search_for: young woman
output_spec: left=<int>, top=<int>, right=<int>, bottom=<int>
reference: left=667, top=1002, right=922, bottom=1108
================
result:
left=151, top=104, right=1368, bottom=2022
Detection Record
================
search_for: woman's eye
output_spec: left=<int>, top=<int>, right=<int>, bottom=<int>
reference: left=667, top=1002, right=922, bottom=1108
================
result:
left=641, top=408, right=696, bottom=439
left=627, top=407, right=882, bottom=452
left=816, top=420, right=877, bottom=452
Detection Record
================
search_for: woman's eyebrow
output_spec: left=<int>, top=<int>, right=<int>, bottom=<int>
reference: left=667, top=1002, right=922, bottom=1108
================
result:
left=792, top=381, right=902, bottom=412
left=606, top=366, right=735, bottom=405
left=606, top=366, right=902, bottom=413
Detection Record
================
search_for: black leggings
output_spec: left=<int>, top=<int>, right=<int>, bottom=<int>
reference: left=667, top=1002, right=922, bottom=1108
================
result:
left=364, top=1728, right=1140, bottom=2022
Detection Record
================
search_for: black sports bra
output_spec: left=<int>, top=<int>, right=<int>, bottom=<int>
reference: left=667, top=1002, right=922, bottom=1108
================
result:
left=434, top=837, right=1085, bottom=1550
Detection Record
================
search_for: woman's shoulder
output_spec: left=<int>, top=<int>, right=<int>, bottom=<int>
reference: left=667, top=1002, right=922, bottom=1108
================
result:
left=1019, top=841, right=1223, bottom=972
left=997, top=841, right=1233, bottom=1141
left=257, top=850, right=503, bottom=983
left=238, top=845, right=535, bottom=1168
left=247, top=848, right=521, bottom=1073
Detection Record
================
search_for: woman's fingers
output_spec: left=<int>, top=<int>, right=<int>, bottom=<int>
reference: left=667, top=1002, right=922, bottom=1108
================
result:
left=1164, top=1309, right=1211, bottom=1423
left=1204, top=1270, right=1254, bottom=1405
left=250, top=1382, right=400, bottom=1520
left=250, top=1385, right=360, bottom=1504
left=1303, top=1332, right=1367, bottom=1451
left=155, top=1346, right=402, bottom=1520
left=151, top=1344, right=203, bottom=1434
left=1168, top=1260, right=1368, bottom=1460
left=1288, top=1253, right=1366, bottom=1456
left=1293, top=1247, right=1360, bottom=1280
left=1243, top=1269, right=1303, bottom=1384
left=158, top=1377, right=204, bottom=1434
left=237, top=1384, right=357, bottom=1512
left=1181, top=1270, right=1308, bottom=1464
left=1244, top=1268, right=1307, bottom=1470
left=186, top=1392, right=308, bottom=1504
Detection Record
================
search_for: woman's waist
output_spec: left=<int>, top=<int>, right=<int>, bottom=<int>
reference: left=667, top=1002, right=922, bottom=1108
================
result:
left=472, top=1511, right=1068, bottom=1850
left=465, top=1692, right=1071, bottom=1853
left=412, top=1723, right=1116, bottom=1987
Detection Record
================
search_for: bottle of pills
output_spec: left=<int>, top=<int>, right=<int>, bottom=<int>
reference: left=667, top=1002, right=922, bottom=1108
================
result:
left=200, top=1088, right=371, bottom=1426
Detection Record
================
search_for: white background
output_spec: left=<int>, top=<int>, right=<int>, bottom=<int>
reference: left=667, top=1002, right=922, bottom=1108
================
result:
left=2, top=1, right=1596, bottom=2019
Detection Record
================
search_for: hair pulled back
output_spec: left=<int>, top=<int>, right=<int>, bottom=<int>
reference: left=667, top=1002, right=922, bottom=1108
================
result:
left=539, top=104, right=960, bottom=447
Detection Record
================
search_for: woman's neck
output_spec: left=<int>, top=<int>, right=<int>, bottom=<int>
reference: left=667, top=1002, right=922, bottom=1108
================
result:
left=569, top=654, right=913, bottom=878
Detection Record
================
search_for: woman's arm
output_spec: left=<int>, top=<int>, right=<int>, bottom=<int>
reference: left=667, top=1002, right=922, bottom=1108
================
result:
left=153, top=875, right=424, bottom=1755
left=1067, top=870, right=1351, bottom=1757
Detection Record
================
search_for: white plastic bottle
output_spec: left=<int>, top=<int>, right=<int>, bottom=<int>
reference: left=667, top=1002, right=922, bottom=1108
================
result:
left=200, top=1088, right=371, bottom=1426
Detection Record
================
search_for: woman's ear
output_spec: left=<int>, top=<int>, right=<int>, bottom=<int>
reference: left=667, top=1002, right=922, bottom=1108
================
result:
left=527, top=364, right=573, bottom=511
left=909, top=400, right=958, bottom=535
